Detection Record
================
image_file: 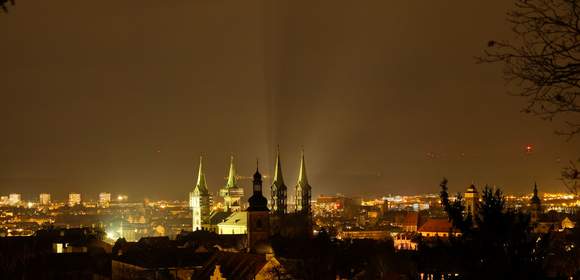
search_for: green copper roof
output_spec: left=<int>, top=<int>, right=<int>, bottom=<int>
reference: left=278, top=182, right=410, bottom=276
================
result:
left=194, top=156, right=209, bottom=194
left=297, top=150, right=309, bottom=186
left=272, top=147, right=285, bottom=185
left=226, top=155, right=237, bottom=189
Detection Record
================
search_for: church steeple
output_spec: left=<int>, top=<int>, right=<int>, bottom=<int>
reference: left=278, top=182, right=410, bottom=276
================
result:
left=273, top=147, right=285, bottom=185
left=295, top=149, right=312, bottom=214
left=531, top=182, right=541, bottom=205
left=298, top=150, right=308, bottom=186
left=226, top=155, right=237, bottom=189
left=194, top=156, right=208, bottom=194
left=530, top=182, right=542, bottom=223
left=190, top=156, right=212, bottom=231
left=219, top=155, right=244, bottom=212
left=248, top=160, right=268, bottom=211
left=271, top=146, right=287, bottom=215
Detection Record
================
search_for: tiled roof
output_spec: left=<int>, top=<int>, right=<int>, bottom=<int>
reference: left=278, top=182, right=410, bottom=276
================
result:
left=402, top=212, right=419, bottom=227
left=208, top=211, right=232, bottom=225
left=418, top=219, right=458, bottom=233
left=193, top=251, right=268, bottom=280
left=116, top=238, right=210, bottom=269
left=218, top=211, right=247, bottom=227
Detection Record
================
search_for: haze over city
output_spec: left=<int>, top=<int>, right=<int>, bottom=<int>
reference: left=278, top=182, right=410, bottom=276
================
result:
left=1, top=0, right=578, bottom=200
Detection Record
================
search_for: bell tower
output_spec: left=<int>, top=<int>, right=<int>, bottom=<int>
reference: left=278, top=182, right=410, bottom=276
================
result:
left=464, top=184, right=478, bottom=222
left=271, top=146, right=287, bottom=215
left=190, top=156, right=212, bottom=231
left=295, top=150, right=312, bottom=214
left=219, top=156, right=244, bottom=212
left=530, top=183, right=542, bottom=223
left=247, top=161, right=270, bottom=251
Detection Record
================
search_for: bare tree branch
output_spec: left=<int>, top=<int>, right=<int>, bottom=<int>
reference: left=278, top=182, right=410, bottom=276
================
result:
left=478, top=0, right=580, bottom=131
left=478, top=0, right=580, bottom=195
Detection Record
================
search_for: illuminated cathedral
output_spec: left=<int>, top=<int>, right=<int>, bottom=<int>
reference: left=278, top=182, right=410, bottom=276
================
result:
left=189, top=148, right=314, bottom=251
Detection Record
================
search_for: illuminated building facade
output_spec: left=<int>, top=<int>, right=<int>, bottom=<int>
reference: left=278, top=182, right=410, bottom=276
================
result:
left=8, top=193, right=21, bottom=206
left=464, top=184, right=479, bottom=220
left=98, top=192, right=111, bottom=207
left=39, top=193, right=51, bottom=205
left=190, top=156, right=212, bottom=231
left=68, top=193, right=81, bottom=206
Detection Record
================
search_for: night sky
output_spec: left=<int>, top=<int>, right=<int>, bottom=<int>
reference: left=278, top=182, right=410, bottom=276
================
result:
left=1, top=1, right=578, bottom=201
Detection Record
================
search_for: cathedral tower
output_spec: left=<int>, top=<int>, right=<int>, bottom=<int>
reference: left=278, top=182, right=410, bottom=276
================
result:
left=190, top=156, right=212, bottom=231
left=270, top=146, right=287, bottom=215
left=295, top=150, right=312, bottom=214
left=247, top=161, right=270, bottom=251
left=219, top=156, right=244, bottom=212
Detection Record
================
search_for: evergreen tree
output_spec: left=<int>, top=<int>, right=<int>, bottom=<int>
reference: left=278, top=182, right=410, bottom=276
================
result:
left=438, top=179, right=546, bottom=279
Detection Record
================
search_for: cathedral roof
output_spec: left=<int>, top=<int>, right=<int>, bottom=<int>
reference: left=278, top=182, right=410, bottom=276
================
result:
left=193, top=156, right=209, bottom=195
left=225, top=155, right=237, bottom=189
left=298, top=150, right=308, bottom=185
left=272, top=147, right=286, bottom=189
left=218, top=211, right=247, bottom=227
left=296, top=150, right=311, bottom=190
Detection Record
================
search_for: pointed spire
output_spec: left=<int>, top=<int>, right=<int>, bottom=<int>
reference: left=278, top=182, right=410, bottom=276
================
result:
left=273, top=145, right=284, bottom=185
left=195, top=156, right=208, bottom=193
left=298, top=149, right=308, bottom=186
left=531, top=182, right=541, bottom=205
left=226, top=155, right=237, bottom=188
left=254, top=158, right=262, bottom=181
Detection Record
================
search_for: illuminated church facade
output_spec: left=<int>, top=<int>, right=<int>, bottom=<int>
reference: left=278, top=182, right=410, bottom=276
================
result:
left=189, top=149, right=314, bottom=250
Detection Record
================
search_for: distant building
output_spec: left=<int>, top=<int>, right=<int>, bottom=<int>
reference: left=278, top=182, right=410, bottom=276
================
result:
left=98, top=192, right=111, bottom=207
left=418, top=218, right=460, bottom=238
left=402, top=211, right=420, bottom=232
left=195, top=251, right=284, bottom=280
left=338, top=230, right=390, bottom=240
left=190, top=156, right=212, bottom=231
left=219, top=156, right=244, bottom=212
left=464, top=184, right=479, bottom=220
left=561, top=217, right=576, bottom=229
left=530, top=183, right=542, bottom=224
left=394, top=232, right=418, bottom=251
left=39, top=193, right=51, bottom=205
left=68, top=193, right=81, bottom=206
left=112, top=236, right=208, bottom=280
left=8, top=193, right=21, bottom=206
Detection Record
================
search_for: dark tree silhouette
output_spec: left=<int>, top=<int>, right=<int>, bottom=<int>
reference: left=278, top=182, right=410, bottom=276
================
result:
left=478, top=0, right=580, bottom=195
left=0, top=0, right=14, bottom=12
left=562, top=158, right=580, bottom=195
left=438, top=179, right=547, bottom=279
